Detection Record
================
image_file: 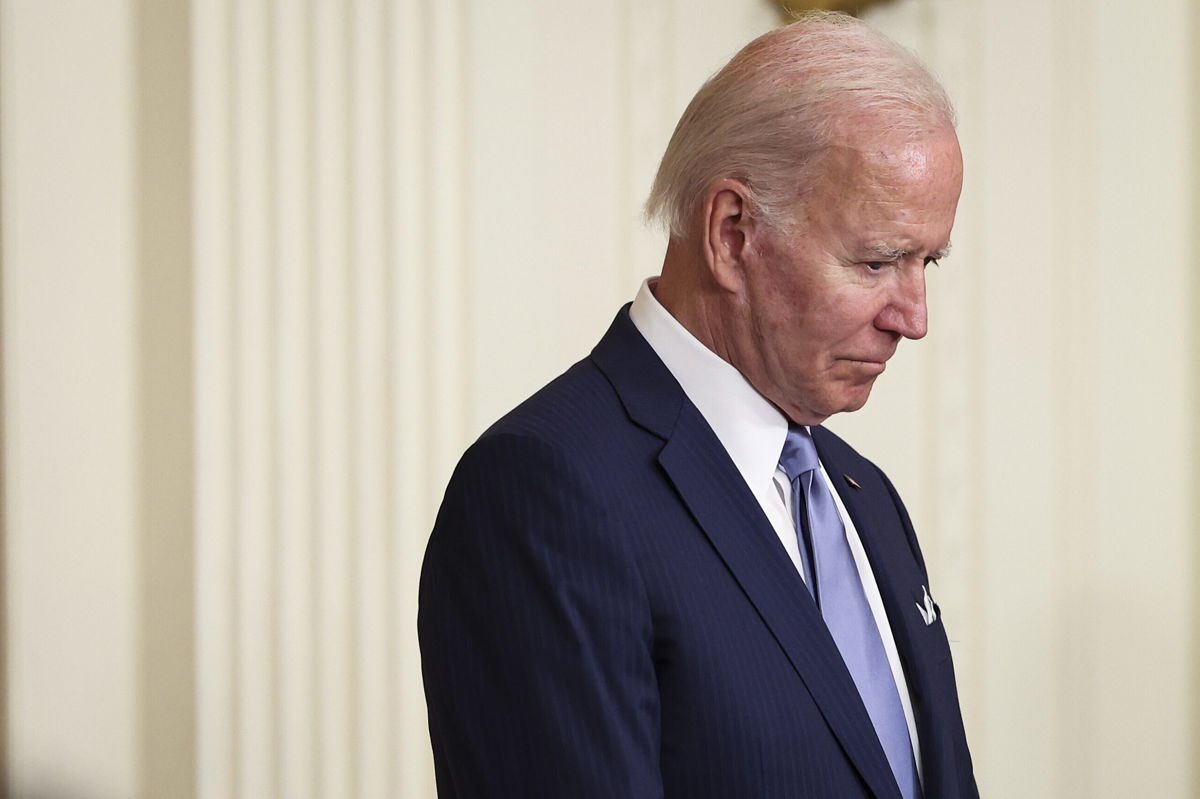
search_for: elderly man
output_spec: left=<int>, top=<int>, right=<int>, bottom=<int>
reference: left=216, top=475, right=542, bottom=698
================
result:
left=419, top=12, right=977, bottom=799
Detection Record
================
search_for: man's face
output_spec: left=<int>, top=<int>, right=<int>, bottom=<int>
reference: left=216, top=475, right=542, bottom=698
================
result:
left=732, top=127, right=963, bottom=425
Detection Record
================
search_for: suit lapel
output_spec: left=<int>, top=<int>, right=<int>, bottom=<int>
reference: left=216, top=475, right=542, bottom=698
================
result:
left=812, top=428, right=957, bottom=795
left=591, top=310, right=901, bottom=799
left=660, top=407, right=902, bottom=799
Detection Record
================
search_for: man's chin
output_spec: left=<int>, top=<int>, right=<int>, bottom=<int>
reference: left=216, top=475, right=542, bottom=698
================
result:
left=834, top=379, right=877, bottom=414
left=779, top=375, right=881, bottom=423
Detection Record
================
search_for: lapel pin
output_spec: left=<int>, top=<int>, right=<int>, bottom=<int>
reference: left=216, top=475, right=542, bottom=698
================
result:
left=843, top=474, right=861, bottom=490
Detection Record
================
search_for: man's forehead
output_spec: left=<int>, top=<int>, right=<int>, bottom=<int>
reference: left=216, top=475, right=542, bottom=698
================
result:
left=834, top=128, right=958, bottom=171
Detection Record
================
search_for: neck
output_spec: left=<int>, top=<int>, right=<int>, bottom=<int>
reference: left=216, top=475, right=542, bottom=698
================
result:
left=654, top=238, right=738, bottom=366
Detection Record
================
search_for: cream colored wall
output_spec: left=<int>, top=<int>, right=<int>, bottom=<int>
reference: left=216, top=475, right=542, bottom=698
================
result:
left=2, top=1, right=196, bottom=797
left=1, top=1, right=1196, bottom=798
left=1, top=1, right=140, bottom=795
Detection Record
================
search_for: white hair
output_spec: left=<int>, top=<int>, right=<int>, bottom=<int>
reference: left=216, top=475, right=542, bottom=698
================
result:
left=644, top=11, right=957, bottom=239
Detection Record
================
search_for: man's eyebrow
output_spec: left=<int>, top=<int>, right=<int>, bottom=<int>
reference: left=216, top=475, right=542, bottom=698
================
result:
left=863, top=242, right=953, bottom=260
left=864, top=243, right=907, bottom=260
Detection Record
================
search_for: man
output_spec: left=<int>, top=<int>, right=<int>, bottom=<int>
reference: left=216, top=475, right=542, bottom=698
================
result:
left=419, top=12, right=977, bottom=798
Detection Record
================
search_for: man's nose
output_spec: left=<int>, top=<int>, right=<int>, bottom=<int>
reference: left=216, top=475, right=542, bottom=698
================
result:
left=875, top=268, right=928, bottom=340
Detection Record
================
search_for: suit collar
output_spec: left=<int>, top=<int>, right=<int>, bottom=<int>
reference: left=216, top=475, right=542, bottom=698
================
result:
left=588, top=304, right=684, bottom=439
left=591, top=308, right=903, bottom=799
left=628, top=279, right=788, bottom=497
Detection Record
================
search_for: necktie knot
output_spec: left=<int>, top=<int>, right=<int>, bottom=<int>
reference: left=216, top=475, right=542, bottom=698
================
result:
left=778, top=426, right=820, bottom=482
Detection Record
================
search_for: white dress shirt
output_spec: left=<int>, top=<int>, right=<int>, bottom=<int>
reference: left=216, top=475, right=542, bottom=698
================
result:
left=629, top=278, right=923, bottom=779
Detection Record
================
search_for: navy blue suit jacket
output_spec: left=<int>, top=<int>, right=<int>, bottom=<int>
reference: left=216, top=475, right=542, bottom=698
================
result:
left=419, top=307, right=978, bottom=798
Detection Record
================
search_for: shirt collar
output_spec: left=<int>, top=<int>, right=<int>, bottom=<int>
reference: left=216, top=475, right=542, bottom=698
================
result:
left=629, top=278, right=789, bottom=499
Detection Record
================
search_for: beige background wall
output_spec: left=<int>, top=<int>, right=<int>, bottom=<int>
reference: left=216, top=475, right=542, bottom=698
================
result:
left=1, top=0, right=1196, bottom=797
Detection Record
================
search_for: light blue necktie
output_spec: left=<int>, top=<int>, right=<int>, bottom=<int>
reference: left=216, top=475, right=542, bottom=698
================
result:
left=779, top=426, right=921, bottom=799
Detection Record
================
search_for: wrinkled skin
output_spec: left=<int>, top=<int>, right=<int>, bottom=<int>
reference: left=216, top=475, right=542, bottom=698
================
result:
left=660, top=126, right=964, bottom=425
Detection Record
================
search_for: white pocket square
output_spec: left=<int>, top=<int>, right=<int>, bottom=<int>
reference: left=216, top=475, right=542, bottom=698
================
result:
left=915, top=585, right=938, bottom=626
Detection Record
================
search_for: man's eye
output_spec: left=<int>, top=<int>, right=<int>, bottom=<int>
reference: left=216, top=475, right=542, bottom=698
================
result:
left=865, top=262, right=889, bottom=272
left=923, top=257, right=941, bottom=268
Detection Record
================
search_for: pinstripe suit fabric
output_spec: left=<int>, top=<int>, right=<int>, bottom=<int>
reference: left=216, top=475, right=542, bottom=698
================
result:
left=418, top=306, right=978, bottom=798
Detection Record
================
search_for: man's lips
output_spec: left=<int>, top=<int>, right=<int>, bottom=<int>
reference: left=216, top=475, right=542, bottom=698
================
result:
left=839, top=356, right=892, bottom=376
left=841, top=354, right=893, bottom=365
left=842, top=344, right=898, bottom=367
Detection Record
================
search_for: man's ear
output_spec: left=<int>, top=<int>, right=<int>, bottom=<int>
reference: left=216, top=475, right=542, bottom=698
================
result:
left=702, top=179, right=758, bottom=293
